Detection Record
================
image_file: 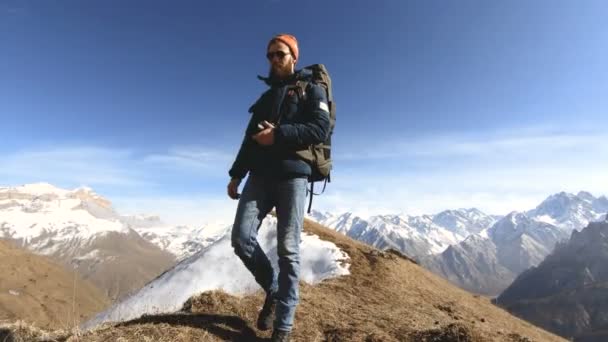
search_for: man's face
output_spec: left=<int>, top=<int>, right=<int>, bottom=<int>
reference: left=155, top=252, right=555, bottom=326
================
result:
left=267, top=41, right=296, bottom=79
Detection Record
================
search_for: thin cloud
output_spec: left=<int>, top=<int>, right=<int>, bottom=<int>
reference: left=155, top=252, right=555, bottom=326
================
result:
left=2, top=126, right=606, bottom=226
left=336, top=128, right=608, bottom=161
left=143, top=147, right=233, bottom=172
left=0, top=147, right=146, bottom=187
left=0, top=145, right=233, bottom=189
left=112, top=195, right=238, bottom=228
left=319, top=127, right=608, bottom=217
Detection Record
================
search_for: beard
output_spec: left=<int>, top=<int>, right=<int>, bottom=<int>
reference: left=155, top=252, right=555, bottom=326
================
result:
left=268, top=63, right=292, bottom=80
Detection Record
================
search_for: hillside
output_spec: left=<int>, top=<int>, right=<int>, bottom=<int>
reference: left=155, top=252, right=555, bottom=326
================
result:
left=0, top=239, right=109, bottom=329
left=0, top=183, right=176, bottom=300
left=2, top=218, right=565, bottom=341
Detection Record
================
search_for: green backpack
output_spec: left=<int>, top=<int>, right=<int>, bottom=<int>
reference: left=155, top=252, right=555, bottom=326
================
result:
left=291, top=64, right=336, bottom=213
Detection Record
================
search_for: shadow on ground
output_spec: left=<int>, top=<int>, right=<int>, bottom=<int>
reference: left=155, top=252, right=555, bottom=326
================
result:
left=118, top=312, right=267, bottom=342
left=0, top=328, right=15, bottom=342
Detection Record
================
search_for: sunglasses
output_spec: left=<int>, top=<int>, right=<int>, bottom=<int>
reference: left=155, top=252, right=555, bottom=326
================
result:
left=266, top=50, right=290, bottom=60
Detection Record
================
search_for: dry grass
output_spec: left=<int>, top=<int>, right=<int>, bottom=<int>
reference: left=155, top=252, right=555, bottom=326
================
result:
left=2, top=219, right=567, bottom=341
left=0, top=321, right=70, bottom=342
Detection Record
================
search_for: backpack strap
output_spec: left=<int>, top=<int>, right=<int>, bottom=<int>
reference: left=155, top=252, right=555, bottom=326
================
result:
left=307, top=181, right=314, bottom=214
left=295, top=80, right=309, bottom=102
left=276, top=81, right=308, bottom=125
left=306, top=177, right=329, bottom=214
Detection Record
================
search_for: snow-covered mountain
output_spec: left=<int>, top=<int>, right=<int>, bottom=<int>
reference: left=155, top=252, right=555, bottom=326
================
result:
left=423, top=212, right=569, bottom=296
left=432, top=208, right=498, bottom=236
left=83, top=217, right=350, bottom=329
left=423, top=234, right=515, bottom=295
left=488, top=212, right=569, bottom=275
left=527, top=191, right=608, bottom=231
left=0, top=183, right=176, bottom=300
left=423, top=191, right=606, bottom=295
left=307, top=210, right=334, bottom=224
left=0, top=183, right=128, bottom=243
left=122, top=213, right=231, bottom=260
left=307, top=209, right=498, bottom=259
left=4, top=182, right=605, bottom=302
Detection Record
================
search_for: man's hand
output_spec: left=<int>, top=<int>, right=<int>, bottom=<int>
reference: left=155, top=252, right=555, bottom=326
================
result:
left=227, top=178, right=241, bottom=200
left=252, top=121, right=276, bottom=146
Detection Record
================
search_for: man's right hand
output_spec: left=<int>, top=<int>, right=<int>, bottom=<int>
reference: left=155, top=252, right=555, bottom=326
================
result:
left=227, top=178, right=241, bottom=200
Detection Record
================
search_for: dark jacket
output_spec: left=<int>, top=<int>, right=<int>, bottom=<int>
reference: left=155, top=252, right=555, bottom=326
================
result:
left=229, top=69, right=330, bottom=180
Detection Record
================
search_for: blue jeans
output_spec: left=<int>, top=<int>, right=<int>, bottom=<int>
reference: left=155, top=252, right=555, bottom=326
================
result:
left=231, top=175, right=307, bottom=332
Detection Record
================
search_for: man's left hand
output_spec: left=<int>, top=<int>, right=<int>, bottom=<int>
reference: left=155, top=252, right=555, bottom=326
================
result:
left=252, top=121, right=276, bottom=146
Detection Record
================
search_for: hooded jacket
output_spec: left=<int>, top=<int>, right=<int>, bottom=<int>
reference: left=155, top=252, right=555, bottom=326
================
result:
left=229, top=69, right=330, bottom=180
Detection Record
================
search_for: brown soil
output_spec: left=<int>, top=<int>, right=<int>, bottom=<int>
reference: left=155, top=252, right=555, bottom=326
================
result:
left=0, top=239, right=110, bottom=331
left=9, top=228, right=177, bottom=301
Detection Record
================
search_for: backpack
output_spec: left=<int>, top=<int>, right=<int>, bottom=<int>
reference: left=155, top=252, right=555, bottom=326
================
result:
left=291, top=64, right=336, bottom=213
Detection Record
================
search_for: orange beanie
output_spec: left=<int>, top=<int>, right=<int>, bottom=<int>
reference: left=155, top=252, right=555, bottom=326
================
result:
left=268, top=34, right=299, bottom=61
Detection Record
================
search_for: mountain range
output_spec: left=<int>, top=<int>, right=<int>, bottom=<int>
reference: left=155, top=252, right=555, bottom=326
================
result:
left=308, top=207, right=498, bottom=258
left=496, top=218, right=608, bottom=341
left=310, top=191, right=608, bottom=295
left=0, top=183, right=177, bottom=300
left=3, top=183, right=606, bottom=300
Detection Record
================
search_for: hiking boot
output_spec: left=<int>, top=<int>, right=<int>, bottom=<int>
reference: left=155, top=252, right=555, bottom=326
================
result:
left=271, top=329, right=290, bottom=342
left=256, top=292, right=276, bottom=331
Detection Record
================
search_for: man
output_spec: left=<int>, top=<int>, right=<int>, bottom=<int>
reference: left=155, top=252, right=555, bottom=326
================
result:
left=227, top=34, right=330, bottom=341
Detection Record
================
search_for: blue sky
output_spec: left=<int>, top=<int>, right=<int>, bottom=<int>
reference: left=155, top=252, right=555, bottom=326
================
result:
left=1, top=0, right=607, bottom=225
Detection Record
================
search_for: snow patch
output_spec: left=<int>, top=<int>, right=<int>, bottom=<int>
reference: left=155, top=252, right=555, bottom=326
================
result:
left=479, top=228, right=489, bottom=239
left=0, top=183, right=70, bottom=197
left=73, top=249, right=101, bottom=262
left=83, top=217, right=350, bottom=329
left=534, top=215, right=557, bottom=225
left=134, top=223, right=231, bottom=260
